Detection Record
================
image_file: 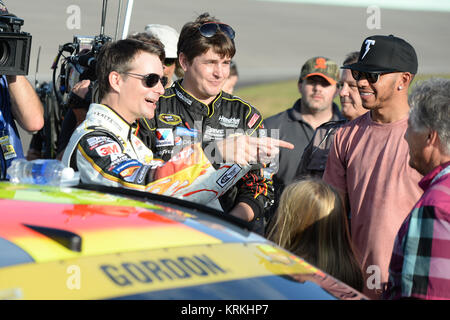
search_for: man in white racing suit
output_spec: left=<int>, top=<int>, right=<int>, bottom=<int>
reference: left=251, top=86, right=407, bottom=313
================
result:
left=62, top=37, right=290, bottom=206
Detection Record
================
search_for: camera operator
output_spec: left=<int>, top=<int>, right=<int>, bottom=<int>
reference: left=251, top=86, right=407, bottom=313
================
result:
left=55, top=79, right=91, bottom=160
left=0, top=1, right=43, bottom=179
left=55, top=40, right=110, bottom=160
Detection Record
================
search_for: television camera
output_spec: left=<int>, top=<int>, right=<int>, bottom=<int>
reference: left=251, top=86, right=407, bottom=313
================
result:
left=0, top=13, right=32, bottom=75
left=31, top=0, right=126, bottom=159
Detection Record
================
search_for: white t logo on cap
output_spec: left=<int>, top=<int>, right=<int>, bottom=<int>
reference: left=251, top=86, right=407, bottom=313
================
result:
left=361, top=40, right=376, bottom=60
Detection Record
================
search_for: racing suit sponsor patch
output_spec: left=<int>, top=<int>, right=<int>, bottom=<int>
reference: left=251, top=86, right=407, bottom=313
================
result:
left=159, top=114, right=182, bottom=125
left=174, top=126, right=198, bottom=146
left=157, top=149, right=173, bottom=158
left=122, top=165, right=142, bottom=182
left=91, top=109, right=124, bottom=132
left=108, top=154, right=130, bottom=168
left=175, top=89, right=193, bottom=106
left=204, top=126, right=225, bottom=140
left=248, top=113, right=260, bottom=128
left=156, top=128, right=174, bottom=147
left=218, top=115, right=240, bottom=128
left=86, top=136, right=110, bottom=149
left=111, top=159, right=142, bottom=176
left=95, top=142, right=121, bottom=157
left=216, top=164, right=242, bottom=188
left=135, top=165, right=151, bottom=184
left=175, top=126, right=198, bottom=138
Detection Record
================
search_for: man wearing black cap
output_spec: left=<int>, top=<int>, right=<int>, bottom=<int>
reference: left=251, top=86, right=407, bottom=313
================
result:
left=0, top=0, right=44, bottom=178
left=323, top=35, right=423, bottom=299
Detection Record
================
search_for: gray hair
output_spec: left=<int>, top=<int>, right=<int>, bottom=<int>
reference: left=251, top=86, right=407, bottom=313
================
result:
left=408, top=78, right=450, bottom=154
left=343, top=51, right=359, bottom=66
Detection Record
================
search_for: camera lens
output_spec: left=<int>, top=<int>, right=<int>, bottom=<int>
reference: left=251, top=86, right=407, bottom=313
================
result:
left=0, top=40, right=10, bottom=66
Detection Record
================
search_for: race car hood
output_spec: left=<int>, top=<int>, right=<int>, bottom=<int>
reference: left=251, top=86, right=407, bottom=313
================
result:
left=0, top=182, right=367, bottom=300
left=0, top=182, right=262, bottom=265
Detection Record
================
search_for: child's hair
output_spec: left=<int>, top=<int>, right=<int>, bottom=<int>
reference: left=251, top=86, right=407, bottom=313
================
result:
left=267, top=178, right=363, bottom=291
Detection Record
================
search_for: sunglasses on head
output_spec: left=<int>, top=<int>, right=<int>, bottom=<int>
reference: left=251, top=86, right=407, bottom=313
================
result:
left=198, top=22, right=235, bottom=40
left=123, top=72, right=168, bottom=88
left=351, top=70, right=385, bottom=83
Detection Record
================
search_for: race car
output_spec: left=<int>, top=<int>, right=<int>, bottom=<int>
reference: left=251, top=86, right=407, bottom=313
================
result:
left=0, top=181, right=366, bottom=300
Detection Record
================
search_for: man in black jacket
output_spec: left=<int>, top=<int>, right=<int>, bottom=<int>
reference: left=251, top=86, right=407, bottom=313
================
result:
left=136, top=13, right=292, bottom=234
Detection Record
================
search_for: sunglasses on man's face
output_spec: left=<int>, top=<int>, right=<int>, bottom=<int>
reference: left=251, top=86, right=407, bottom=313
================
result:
left=123, top=72, right=168, bottom=88
left=351, top=70, right=384, bottom=83
left=198, top=22, right=235, bottom=40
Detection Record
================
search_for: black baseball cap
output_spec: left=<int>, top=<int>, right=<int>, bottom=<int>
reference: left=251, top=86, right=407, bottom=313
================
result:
left=342, top=35, right=418, bottom=74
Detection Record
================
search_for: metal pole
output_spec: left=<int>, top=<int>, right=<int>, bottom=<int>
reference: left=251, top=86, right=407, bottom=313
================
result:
left=35, top=46, right=41, bottom=88
left=121, top=0, right=134, bottom=39
left=100, top=0, right=108, bottom=36
left=114, top=0, right=123, bottom=41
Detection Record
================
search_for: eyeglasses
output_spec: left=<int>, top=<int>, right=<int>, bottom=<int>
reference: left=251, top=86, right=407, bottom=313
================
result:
left=198, top=22, right=235, bottom=40
left=351, top=70, right=384, bottom=83
left=123, top=72, right=168, bottom=88
left=164, top=58, right=176, bottom=67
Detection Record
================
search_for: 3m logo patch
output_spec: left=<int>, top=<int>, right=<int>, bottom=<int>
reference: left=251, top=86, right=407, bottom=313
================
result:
left=247, top=113, right=260, bottom=128
left=159, top=114, right=182, bottom=125
left=95, top=142, right=121, bottom=156
left=216, top=164, right=241, bottom=188
left=156, top=128, right=174, bottom=147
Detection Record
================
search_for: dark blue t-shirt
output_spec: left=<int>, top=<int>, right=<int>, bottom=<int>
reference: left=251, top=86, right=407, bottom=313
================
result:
left=0, top=75, right=24, bottom=179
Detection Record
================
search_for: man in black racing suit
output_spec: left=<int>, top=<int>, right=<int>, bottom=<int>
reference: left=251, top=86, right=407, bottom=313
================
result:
left=138, top=80, right=270, bottom=234
left=137, top=13, right=292, bottom=235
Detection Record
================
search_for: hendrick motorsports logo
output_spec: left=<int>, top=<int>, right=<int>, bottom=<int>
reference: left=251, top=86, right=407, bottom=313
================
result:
left=216, top=164, right=242, bottom=188
left=218, top=115, right=240, bottom=128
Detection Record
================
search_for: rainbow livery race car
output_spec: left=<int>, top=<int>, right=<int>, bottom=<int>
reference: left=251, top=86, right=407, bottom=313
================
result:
left=0, top=182, right=366, bottom=300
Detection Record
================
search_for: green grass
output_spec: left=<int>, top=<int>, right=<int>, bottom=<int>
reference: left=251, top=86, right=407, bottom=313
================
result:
left=235, top=74, right=450, bottom=119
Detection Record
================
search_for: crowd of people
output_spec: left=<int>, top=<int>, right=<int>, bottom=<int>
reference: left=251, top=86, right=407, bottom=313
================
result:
left=0, top=0, right=449, bottom=300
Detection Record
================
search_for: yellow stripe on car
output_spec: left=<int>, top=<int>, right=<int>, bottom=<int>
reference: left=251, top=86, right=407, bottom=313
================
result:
left=0, top=242, right=318, bottom=300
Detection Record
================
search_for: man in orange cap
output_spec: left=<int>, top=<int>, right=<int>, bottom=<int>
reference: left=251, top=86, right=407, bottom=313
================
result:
left=264, top=56, right=344, bottom=212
